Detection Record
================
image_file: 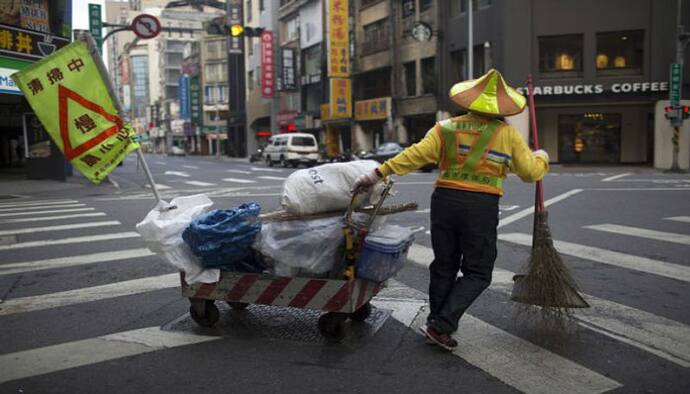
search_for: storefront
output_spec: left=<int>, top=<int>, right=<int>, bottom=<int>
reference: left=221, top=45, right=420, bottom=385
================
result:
left=517, top=82, right=668, bottom=164
left=353, top=97, right=391, bottom=151
left=320, top=104, right=351, bottom=157
left=0, top=3, right=72, bottom=180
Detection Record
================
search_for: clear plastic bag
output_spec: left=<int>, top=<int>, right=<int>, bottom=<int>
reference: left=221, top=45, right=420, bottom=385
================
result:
left=135, top=194, right=220, bottom=284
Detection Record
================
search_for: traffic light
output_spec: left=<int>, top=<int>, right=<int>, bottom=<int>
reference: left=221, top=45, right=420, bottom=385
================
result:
left=664, top=105, right=676, bottom=120
left=228, top=24, right=265, bottom=37
left=683, top=105, right=690, bottom=120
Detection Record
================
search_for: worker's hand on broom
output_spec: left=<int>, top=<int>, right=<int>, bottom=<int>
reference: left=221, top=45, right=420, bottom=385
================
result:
left=534, top=149, right=549, bottom=163
left=351, top=168, right=383, bottom=193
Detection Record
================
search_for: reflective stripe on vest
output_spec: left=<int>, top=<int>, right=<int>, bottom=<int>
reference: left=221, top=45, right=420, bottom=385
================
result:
left=439, top=119, right=504, bottom=190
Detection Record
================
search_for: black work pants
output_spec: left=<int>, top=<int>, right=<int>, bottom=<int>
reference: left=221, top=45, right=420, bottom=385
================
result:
left=427, top=187, right=499, bottom=334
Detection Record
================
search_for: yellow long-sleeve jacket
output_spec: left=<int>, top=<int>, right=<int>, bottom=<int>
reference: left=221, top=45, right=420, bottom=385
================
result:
left=378, top=115, right=548, bottom=196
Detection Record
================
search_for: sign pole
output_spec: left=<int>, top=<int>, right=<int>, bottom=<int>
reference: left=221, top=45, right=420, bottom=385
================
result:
left=76, top=30, right=162, bottom=202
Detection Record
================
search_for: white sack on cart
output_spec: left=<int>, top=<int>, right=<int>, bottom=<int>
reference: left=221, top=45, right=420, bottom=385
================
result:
left=281, top=160, right=386, bottom=215
left=135, top=194, right=220, bottom=284
left=254, top=217, right=343, bottom=276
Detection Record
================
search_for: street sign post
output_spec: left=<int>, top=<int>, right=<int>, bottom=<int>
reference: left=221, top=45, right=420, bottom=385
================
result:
left=131, top=14, right=161, bottom=40
left=88, top=4, right=103, bottom=51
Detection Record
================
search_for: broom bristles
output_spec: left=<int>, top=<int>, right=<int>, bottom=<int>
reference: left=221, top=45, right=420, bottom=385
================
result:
left=512, top=211, right=589, bottom=323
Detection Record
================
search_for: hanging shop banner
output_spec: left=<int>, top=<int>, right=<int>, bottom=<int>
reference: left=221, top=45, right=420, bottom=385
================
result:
left=178, top=74, right=190, bottom=119
left=260, top=30, right=274, bottom=98
left=354, top=97, right=391, bottom=121
left=327, top=0, right=349, bottom=78
left=11, top=39, right=139, bottom=184
left=0, top=23, right=70, bottom=63
left=281, top=48, right=297, bottom=91
left=329, top=78, right=351, bottom=119
left=190, top=74, right=202, bottom=127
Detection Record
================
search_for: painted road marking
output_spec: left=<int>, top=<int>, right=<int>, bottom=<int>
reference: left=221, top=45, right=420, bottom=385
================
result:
left=0, top=221, right=121, bottom=237
left=497, top=189, right=583, bottom=228
left=665, top=216, right=690, bottom=223
left=0, top=208, right=95, bottom=218
left=0, top=203, right=86, bottom=213
left=585, top=224, right=690, bottom=246
left=0, top=232, right=140, bottom=251
left=145, top=183, right=172, bottom=190
left=0, top=248, right=156, bottom=276
left=589, top=187, right=690, bottom=191
left=155, top=161, right=166, bottom=165
left=182, top=165, right=199, bottom=169
left=409, top=244, right=690, bottom=368
left=226, top=169, right=252, bottom=174
left=0, top=199, right=78, bottom=208
left=0, top=327, right=219, bottom=384
left=498, top=233, right=690, bottom=283
left=410, top=309, right=621, bottom=394
left=257, top=176, right=286, bottom=181
left=0, top=212, right=107, bottom=224
left=602, top=173, right=632, bottom=182
left=183, top=181, right=216, bottom=187
left=164, top=171, right=190, bottom=178
left=379, top=278, right=621, bottom=393
left=222, top=178, right=256, bottom=184
left=0, top=273, right=178, bottom=316
left=250, top=167, right=284, bottom=172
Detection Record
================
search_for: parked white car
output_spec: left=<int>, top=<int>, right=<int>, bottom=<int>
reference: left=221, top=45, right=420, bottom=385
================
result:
left=263, top=133, right=319, bottom=167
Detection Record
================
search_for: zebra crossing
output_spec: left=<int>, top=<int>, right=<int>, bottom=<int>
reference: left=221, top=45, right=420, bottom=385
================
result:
left=0, top=197, right=688, bottom=392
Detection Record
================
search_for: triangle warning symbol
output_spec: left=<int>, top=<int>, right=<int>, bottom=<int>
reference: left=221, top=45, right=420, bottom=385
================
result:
left=58, top=84, right=124, bottom=160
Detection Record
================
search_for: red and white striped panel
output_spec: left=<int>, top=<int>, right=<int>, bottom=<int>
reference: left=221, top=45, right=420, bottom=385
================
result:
left=180, top=272, right=381, bottom=313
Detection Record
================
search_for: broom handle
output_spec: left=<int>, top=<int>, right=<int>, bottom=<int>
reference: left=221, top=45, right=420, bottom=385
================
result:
left=526, top=74, right=545, bottom=213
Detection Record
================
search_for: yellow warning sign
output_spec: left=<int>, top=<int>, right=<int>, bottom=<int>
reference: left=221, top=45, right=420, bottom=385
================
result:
left=12, top=39, right=138, bottom=184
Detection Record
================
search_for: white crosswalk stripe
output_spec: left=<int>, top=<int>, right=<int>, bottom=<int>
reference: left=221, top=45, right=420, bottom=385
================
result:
left=183, top=180, right=216, bottom=187
left=257, top=176, right=286, bottom=181
left=0, top=248, right=155, bottom=276
left=0, top=221, right=121, bottom=237
left=226, top=169, right=252, bottom=174
left=665, top=216, right=690, bottom=223
left=0, top=207, right=95, bottom=217
left=585, top=224, right=690, bottom=246
left=0, top=232, right=140, bottom=251
left=0, top=203, right=85, bottom=213
left=498, top=233, right=690, bottom=283
left=0, top=212, right=107, bottom=224
left=145, top=183, right=172, bottom=190
left=222, top=178, right=256, bottom=184
left=0, top=199, right=78, bottom=208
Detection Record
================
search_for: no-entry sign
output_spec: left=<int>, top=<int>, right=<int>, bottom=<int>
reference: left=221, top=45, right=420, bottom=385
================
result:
left=131, top=14, right=161, bottom=40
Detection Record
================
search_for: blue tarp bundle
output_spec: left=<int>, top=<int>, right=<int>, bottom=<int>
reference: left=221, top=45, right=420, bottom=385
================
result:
left=182, top=202, right=263, bottom=272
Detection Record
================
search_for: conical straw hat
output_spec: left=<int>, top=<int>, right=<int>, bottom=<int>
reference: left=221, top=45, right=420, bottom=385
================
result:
left=448, top=69, right=526, bottom=117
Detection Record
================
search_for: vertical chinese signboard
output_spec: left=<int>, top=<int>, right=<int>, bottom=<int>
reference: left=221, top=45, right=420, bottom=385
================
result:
left=88, top=4, right=103, bottom=51
left=260, top=30, right=274, bottom=98
left=281, top=48, right=296, bottom=91
left=330, top=78, right=351, bottom=119
left=178, top=74, right=190, bottom=119
left=327, top=0, right=349, bottom=78
left=190, top=75, right=202, bottom=127
left=670, top=63, right=682, bottom=109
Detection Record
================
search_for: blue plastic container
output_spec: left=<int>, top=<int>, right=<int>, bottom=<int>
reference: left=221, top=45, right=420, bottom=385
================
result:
left=356, top=225, right=415, bottom=282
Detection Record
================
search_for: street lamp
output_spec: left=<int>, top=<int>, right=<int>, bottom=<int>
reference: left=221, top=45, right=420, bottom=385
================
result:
left=214, top=104, right=220, bottom=158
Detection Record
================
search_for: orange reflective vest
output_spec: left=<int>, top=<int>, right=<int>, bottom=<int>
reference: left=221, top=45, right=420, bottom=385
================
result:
left=435, top=117, right=509, bottom=195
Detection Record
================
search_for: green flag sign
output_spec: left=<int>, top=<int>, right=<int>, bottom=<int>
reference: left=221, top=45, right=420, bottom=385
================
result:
left=11, top=40, right=139, bottom=184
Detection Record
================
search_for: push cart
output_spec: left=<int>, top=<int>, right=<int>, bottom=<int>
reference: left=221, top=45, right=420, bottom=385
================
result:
left=181, top=180, right=402, bottom=342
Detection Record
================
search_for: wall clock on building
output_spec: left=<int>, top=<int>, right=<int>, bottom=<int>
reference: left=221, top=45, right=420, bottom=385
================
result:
left=411, top=22, right=432, bottom=42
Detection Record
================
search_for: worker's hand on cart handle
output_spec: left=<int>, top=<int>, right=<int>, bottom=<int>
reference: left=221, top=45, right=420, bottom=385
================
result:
left=534, top=149, right=549, bottom=163
left=351, top=168, right=383, bottom=193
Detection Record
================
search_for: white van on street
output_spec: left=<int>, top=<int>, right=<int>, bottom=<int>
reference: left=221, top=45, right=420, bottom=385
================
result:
left=263, top=133, right=320, bottom=167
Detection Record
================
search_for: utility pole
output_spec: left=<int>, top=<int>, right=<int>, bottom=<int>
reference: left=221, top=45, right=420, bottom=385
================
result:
left=227, top=0, right=247, bottom=157
left=467, top=0, right=473, bottom=79
left=667, top=0, right=689, bottom=172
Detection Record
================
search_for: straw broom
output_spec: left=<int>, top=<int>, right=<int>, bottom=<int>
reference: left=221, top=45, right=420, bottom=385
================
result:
left=511, top=74, right=589, bottom=320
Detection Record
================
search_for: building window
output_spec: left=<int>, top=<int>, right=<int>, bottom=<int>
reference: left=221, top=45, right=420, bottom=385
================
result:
left=247, top=38, right=253, bottom=56
left=596, top=30, right=644, bottom=76
left=460, top=0, right=492, bottom=13
left=205, top=63, right=225, bottom=83
left=130, top=55, right=149, bottom=118
left=450, top=49, right=466, bottom=82
left=421, top=0, right=433, bottom=11
left=246, top=0, right=252, bottom=22
left=421, top=57, right=436, bottom=94
left=558, top=113, right=621, bottom=163
left=259, top=0, right=264, bottom=11
left=539, top=34, right=583, bottom=77
left=248, top=70, right=254, bottom=90
left=402, top=0, right=415, bottom=18
left=361, top=0, right=382, bottom=8
left=362, top=19, right=390, bottom=56
left=404, top=61, right=416, bottom=96
left=283, top=17, right=299, bottom=43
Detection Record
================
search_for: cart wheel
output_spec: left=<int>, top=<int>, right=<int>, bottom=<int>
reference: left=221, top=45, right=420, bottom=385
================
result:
left=318, top=312, right=347, bottom=343
left=227, top=301, right=249, bottom=311
left=189, top=300, right=219, bottom=327
left=350, top=302, right=372, bottom=322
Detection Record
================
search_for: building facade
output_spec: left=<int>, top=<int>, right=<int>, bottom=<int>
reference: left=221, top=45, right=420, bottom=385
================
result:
left=437, top=0, right=690, bottom=165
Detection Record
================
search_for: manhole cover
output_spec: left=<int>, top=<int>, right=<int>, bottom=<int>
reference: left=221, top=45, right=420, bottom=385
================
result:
left=162, top=302, right=392, bottom=345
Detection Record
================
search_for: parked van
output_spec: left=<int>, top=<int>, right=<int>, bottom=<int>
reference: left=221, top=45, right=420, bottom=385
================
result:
left=263, top=133, right=319, bottom=167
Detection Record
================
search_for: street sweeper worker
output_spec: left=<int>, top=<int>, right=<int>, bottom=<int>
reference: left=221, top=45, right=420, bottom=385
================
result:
left=352, top=69, right=549, bottom=351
